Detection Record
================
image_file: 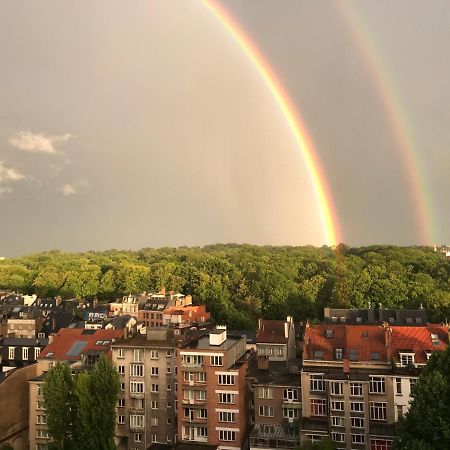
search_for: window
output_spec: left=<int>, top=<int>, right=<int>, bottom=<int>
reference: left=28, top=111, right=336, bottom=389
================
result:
left=370, top=402, right=387, bottom=421
left=330, top=382, right=343, bottom=396
left=277, top=347, right=284, bottom=356
left=198, top=408, right=207, bottom=419
left=166, top=350, right=172, bottom=357
left=117, top=398, right=125, bottom=407
left=400, top=353, right=415, bottom=366
left=352, top=434, right=365, bottom=444
left=311, top=398, right=326, bottom=416
left=8, top=347, right=15, bottom=360
left=331, top=416, right=344, bottom=427
left=219, top=392, right=235, bottom=404
left=331, top=432, right=345, bottom=443
left=351, top=417, right=364, bottom=428
left=409, top=378, right=417, bottom=390
left=335, top=348, right=343, bottom=360
left=37, top=400, right=45, bottom=410
left=397, top=405, right=403, bottom=418
left=396, top=378, right=402, bottom=395
left=166, top=366, right=171, bottom=374
left=197, top=372, right=206, bottom=383
left=117, top=414, right=125, bottom=424
left=349, top=349, right=358, bottom=361
left=350, top=402, right=364, bottom=413
left=259, top=387, right=273, bottom=399
left=219, top=430, right=236, bottom=441
left=211, top=355, right=223, bottom=366
left=118, top=365, right=125, bottom=375
left=129, top=364, right=143, bottom=377
left=36, top=415, right=47, bottom=424
left=35, top=347, right=41, bottom=359
left=326, top=330, right=334, bottom=338
left=219, top=411, right=235, bottom=422
left=313, top=350, right=324, bottom=359
left=133, top=349, right=143, bottom=363
left=36, top=429, right=49, bottom=438
left=167, top=384, right=171, bottom=391
left=23, top=347, right=29, bottom=360
left=120, top=382, right=125, bottom=391
left=130, top=381, right=144, bottom=393
left=151, top=434, right=157, bottom=442
left=130, top=414, right=144, bottom=428
left=259, top=405, right=274, bottom=417
left=151, top=350, right=159, bottom=359
left=370, top=376, right=386, bottom=394
left=370, top=352, right=380, bottom=360
left=197, top=390, right=206, bottom=400
left=218, top=374, right=235, bottom=385
left=350, top=382, right=363, bottom=397
left=310, top=374, right=324, bottom=392
left=370, top=439, right=393, bottom=450
left=117, top=348, right=125, bottom=359
left=151, top=367, right=159, bottom=376
left=151, top=401, right=158, bottom=409
left=151, top=417, right=159, bottom=426
left=134, top=433, right=143, bottom=442
left=283, top=388, right=299, bottom=400
left=182, top=354, right=203, bottom=366
left=151, top=383, right=159, bottom=392
left=132, top=398, right=144, bottom=410
left=331, top=401, right=344, bottom=411
left=283, top=407, right=299, bottom=418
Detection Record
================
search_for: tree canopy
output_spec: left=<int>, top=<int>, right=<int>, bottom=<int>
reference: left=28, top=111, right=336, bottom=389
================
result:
left=394, top=346, right=450, bottom=449
left=2, top=245, right=450, bottom=327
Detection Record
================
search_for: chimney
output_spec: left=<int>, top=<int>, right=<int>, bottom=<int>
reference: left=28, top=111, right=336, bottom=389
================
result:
left=302, top=321, right=310, bottom=359
left=160, top=288, right=166, bottom=295
left=324, top=307, right=331, bottom=319
left=383, top=323, right=392, bottom=360
left=284, top=322, right=289, bottom=339
left=343, top=358, right=350, bottom=377
left=55, top=296, right=62, bottom=307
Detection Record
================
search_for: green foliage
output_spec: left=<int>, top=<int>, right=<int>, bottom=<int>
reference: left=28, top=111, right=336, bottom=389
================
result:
left=43, top=356, right=120, bottom=450
left=1, top=245, right=450, bottom=326
left=394, top=347, right=450, bottom=449
left=42, top=362, right=75, bottom=449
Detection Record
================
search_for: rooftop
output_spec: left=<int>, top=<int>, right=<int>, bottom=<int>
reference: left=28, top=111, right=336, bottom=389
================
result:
left=39, top=328, right=123, bottom=361
left=184, top=334, right=242, bottom=351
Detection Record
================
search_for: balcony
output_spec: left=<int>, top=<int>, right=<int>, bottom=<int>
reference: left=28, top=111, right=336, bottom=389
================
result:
left=129, top=424, right=145, bottom=432
left=130, top=392, right=145, bottom=399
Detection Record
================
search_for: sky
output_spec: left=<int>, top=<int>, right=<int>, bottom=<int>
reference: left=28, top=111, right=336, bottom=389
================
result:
left=1, top=0, right=450, bottom=256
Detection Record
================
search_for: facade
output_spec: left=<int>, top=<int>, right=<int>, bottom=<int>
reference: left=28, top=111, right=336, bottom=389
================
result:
left=0, top=337, right=48, bottom=373
left=111, top=328, right=180, bottom=449
left=249, top=317, right=300, bottom=450
left=300, top=322, right=449, bottom=450
left=177, top=327, right=249, bottom=450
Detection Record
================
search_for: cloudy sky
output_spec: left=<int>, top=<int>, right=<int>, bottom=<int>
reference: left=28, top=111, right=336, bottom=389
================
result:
left=1, top=0, right=449, bottom=255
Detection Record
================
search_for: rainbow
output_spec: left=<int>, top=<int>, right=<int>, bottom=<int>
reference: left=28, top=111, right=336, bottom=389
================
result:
left=202, top=0, right=341, bottom=246
left=335, top=1, right=435, bottom=245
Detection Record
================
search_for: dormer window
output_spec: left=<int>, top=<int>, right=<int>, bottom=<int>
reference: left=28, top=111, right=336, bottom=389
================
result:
left=425, top=352, right=432, bottom=361
left=335, top=348, right=343, bottom=360
left=415, top=317, right=422, bottom=324
left=400, top=353, right=415, bottom=366
left=349, top=349, right=358, bottom=361
left=389, top=317, right=395, bottom=324
left=326, top=330, right=334, bottom=338
left=362, top=331, right=368, bottom=338
left=313, top=350, right=324, bottom=360
left=356, top=317, right=362, bottom=323
left=331, top=316, right=337, bottom=323
left=406, top=318, right=413, bottom=324
left=340, top=317, right=346, bottom=323
left=370, top=352, right=380, bottom=361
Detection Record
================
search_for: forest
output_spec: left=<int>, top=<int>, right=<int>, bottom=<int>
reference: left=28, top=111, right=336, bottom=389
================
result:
left=1, top=244, right=449, bottom=329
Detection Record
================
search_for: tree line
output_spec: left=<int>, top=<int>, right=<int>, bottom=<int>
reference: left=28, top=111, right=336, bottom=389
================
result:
left=1, top=244, right=450, bottom=328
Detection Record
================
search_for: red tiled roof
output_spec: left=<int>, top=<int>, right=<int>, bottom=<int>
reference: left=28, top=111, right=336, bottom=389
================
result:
left=391, top=324, right=448, bottom=363
left=256, top=320, right=287, bottom=344
left=40, top=328, right=123, bottom=361
left=305, top=324, right=387, bottom=361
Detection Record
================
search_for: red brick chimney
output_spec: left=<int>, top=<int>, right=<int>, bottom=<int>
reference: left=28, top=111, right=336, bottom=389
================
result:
left=383, top=322, right=392, bottom=361
left=302, top=321, right=310, bottom=360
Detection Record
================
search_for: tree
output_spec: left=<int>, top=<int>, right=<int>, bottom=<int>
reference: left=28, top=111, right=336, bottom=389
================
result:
left=43, top=356, right=120, bottom=450
left=42, top=362, right=75, bottom=449
left=394, top=347, right=450, bottom=449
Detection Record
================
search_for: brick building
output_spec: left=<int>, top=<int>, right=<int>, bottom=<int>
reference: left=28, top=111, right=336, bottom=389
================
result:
left=177, top=326, right=250, bottom=449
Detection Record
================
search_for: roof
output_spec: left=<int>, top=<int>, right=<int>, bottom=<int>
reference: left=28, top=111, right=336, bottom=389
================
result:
left=39, top=328, right=123, bottom=361
left=256, top=320, right=287, bottom=344
left=2, top=337, right=48, bottom=347
left=391, top=324, right=448, bottom=363
left=305, top=324, right=387, bottom=362
left=40, top=311, right=76, bottom=335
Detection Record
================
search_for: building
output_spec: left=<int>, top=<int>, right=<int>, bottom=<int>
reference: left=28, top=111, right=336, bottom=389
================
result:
left=111, top=327, right=180, bottom=449
left=177, top=326, right=250, bottom=450
left=249, top=317, right=300, bottom=450
left=29, top=328, right=124, bottom=450
left=0, top=337, right=48, bottom=373
left=300, top=321, right=449, bottom=449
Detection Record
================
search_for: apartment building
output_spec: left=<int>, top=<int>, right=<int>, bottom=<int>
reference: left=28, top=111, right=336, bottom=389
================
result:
left=300, top=322, right=449, bottom=450
left=29, top=328, right=124, bottom=450
left=177, top=326, right=249, bottom=450
left=111, top=328, right=179, bottom=449
left=0, top=337, right=48, bottom=373
left=249, top=317, right=300, bottom=450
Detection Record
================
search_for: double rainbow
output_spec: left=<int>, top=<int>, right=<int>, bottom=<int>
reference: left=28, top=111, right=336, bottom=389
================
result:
left=202, top=0, right=341, bottom=246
